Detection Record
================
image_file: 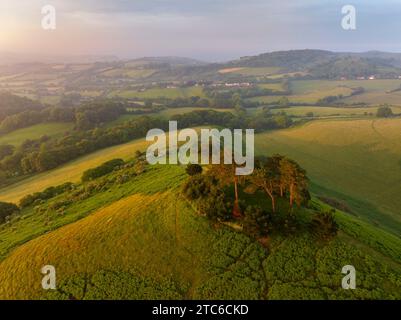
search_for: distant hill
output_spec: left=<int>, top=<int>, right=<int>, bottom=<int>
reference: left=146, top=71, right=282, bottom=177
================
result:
left=138, top=49, right=401, bottom=80
left=231, top=49, right=335, bottom=70
left=2, top=49, right=401, bottom=81
left=125, top=56, right=207, bottom=67
left=224, top=49, right=401, bottom=79
left=0, top=93, right=43, bottom=122
left=0, top=52, right=119, bottom=65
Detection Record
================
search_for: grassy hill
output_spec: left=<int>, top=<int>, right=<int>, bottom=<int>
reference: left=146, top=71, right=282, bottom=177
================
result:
left=1, top=117, right=401, bottom=240
left=0, top=122, right=74, bottom=146
left=255, top=118, right=401, bottom=236
left=0, top=164, right=400, bottom=300
left=0, top=137, right=150, bottom=203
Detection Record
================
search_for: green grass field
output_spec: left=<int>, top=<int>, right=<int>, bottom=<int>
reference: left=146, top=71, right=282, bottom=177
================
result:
left=0, top=137, right=150, bottom=203
left=290, top=79, right=401, bottom=106
left=2, top=116, right=401, bottom=239
left=269, top=106, right=401, bottom=117
left=218, top=67, right=282, bottom=76
left=0, top=126, right=211, bottom=203
left=290, top=79, right=401, bottom=95
left=109, top=86, right=205, bottom=100
left=259, top=83, right=285, bottom=92
left=250, top=86, right=354, bottom=104
left=100, top=68, right=156, bottom=78
left=0, top=164, right=399, bottom=299
left=255, top=118, right=401, bottom=236
left=0, top=122, right=74, bottom=146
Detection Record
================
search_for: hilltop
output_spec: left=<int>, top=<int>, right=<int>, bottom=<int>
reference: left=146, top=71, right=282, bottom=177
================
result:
left=0, top=164, right=400, bottom=300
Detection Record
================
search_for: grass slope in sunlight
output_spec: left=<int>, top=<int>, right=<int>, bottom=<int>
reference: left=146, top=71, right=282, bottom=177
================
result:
left=0, top=165, right=400, bottom=300
left=255, top=118, right=401, bottom=235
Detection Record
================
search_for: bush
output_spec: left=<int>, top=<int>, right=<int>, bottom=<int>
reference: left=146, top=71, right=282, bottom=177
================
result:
left=182, top=175, right=231, bottom=221
left=0, top=201, right=19, bottom=223
left=185, top=164, right=203, bottom=176
left=19, top=182, right=74, bottom=208
left=310, top=210, right=339, bottom=241
left=182, top=175, right=215, bottom=200
left=376, top=105, right=394, bottom=118
left=81, top=159, right=125, bottom=182
left=199, top=187, right=232, bottom=221
left=243, top=205, right=272, bottom=238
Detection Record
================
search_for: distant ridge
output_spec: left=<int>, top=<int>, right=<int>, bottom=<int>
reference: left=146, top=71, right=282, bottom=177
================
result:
left=0, top=52, right=120, bottom=65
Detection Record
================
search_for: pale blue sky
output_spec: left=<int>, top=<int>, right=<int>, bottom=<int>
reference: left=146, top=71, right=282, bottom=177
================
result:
left=1, top=0, right=401, bottom=61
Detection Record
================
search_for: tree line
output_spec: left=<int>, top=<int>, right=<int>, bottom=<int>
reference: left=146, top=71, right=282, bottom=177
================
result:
left=0, top=109, right=293, bottom=185
left=0, top=99, right=128, bottom=133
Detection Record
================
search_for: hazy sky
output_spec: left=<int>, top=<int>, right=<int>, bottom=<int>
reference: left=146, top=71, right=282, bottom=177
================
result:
left=1, top=0, right=401, bottom=61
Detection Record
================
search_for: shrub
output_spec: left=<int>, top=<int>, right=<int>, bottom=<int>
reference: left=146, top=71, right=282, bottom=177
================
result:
left=81, top=159, right=125, bottom=182
left=243, top=205, right=272, bottom=238
left=185, top=164, right=203, bottom=176
left=310, top=210, right=339, bottom=241
left=0, top=201, right=19, bottom=223
left=199, top=188, right=232, bottom=221
left=182, top=175, right=231, bottom=221
left=19, top=182, right=74, bottom=208
left=376, top=105, right=394, bottom=118
left=182, top=175, right=215, bottom=200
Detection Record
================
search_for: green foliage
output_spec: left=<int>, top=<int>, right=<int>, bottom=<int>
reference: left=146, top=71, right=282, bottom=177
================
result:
left=0, top=93, right=43, bottom=123
left=182, top=174, right=232, bottom=221
left=185, top=164, right=203, bottom=176
left=278, top=96, right=290, bottom=108
left=376, top=105, right=394, bottom=118
left=199, top=188, right=232, bottom=221
left=46, top=270, right=183, bottom=300
left=0, top=145, right=14, bottom=161
left=19, top=182, right=74, bottom=208
left=182, top=175, right=215, bottom=201
left=82, top=159, right=125, bottom=182
left=75, top=101, right=127, bottom=130
left=243, top=205, right=271, bottom=238
left=310, top=210, right=339, bottom=241
left=0, top=202, right=19, bottom=224
left=310, top=57, right=377, bottom=79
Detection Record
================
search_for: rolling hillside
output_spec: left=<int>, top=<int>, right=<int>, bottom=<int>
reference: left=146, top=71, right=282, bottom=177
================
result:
left=0, top=165, right=400, bottom=300
left=255, top=118, right=401, bottom=236
left=1, top=117, right=401, bottom=239
left=0, top=137, right=150, bottom=203
left=0, top=122, right=73, bottom=146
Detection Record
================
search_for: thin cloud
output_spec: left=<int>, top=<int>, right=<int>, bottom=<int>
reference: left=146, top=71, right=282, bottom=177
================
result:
left=1, top=0, right=401, bottom=60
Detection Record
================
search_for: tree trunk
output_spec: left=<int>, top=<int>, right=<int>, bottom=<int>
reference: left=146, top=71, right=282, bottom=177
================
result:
left=233, top=176, right=241, bottom=217
left=264, top=186, right=276, bottom=213
left=289, top=183, right=294, bottom=208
